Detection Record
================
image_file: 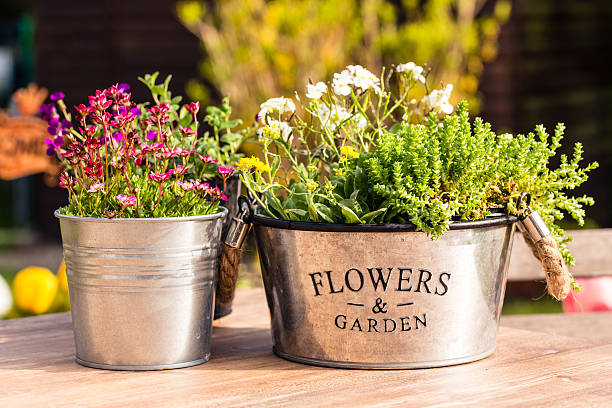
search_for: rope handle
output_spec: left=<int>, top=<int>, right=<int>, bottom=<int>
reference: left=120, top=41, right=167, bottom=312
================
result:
left=516, top=193, right=573, bottom=300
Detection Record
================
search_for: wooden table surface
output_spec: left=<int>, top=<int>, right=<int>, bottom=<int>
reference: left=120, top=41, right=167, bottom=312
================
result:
left=2, top=288, right=612, bottom=407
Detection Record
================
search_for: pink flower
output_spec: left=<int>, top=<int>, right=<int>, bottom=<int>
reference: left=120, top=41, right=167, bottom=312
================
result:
left=179, top=149, right=195, bottom=157
left=147, top=104, right=170, bottom=126
left=149, top=142, right=165, bottom=150
left=87, top=183, right=105, bottom=193
left=185, top=102, right=199, bottom=115
left=116, top=194, right=137, bottom=206
left=216, top=166, right=235, bottom=177
left=197, top=154, right=218, bottom=165
left=149, top=170, right=173, bottom=183
left=74, top=104, right=91, bottom=117
left=58, top=172, right=72, bottom=189
left=178, top=126, right=195, bottom=136
left=173, top=165, right=189, bottom=176
left=208, top=185, right=227, bottom=201
left=176, top=181, right=195, bottom=191
left=194, top=181, right=210, bottom=192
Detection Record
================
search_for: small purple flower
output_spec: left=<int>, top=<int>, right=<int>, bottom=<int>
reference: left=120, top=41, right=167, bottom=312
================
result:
left=216, top=166, right=235, bottom=178
left=61, top=119, right=72, bottom=130
left=38, top=103, right=57, bottom=121
left=130, top=107, right=142, bottom=116
left=87, top=183, right=105, bottom=193
left=146, top=130, right=158, bottom=140
left=111, top=132, right=127, bottom=146
left=116, top=194, right=137, bottom=207
left=50, top=91, right=65, bottom=101
left=118, top=83, right=130, bottom=92
left=45, top=135, right=64, bottom=156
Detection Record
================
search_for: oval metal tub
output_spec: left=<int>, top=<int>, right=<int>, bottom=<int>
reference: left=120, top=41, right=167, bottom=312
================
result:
left=253, top=214, right=517, bottom=369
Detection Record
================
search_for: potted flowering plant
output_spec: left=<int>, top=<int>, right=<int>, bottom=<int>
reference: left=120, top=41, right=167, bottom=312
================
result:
left=43, top=74, right=240, bottom=370
left=235, top=63, right=597, bottom=369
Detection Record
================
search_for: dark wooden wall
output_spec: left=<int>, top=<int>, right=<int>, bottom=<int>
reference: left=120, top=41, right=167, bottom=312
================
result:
left=31, top=0, right=201, bottom=237
left=480, top=0, right=612, bottom=227
left=33, top=0, right=200, bottom=106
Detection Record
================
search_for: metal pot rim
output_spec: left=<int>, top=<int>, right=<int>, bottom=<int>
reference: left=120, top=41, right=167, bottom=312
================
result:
left=252, top=212, right=517, bottom=232
left=54, top=206, right=228, bottom=223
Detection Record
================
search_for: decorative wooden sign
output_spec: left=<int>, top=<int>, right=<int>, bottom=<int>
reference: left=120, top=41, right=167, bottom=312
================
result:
left=0, top=84, right=60, bottom=182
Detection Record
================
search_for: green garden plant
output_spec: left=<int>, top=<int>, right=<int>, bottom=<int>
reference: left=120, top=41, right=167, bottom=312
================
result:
left=237, top=63, right=597, bottom=268
left=41, top=73, right=245, bottom=218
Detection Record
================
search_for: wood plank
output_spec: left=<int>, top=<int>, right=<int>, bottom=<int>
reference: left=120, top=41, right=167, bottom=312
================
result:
left=509, top=228, right=612, bottom=281
left=1, top=289, right=612, bottom=407
left=501, top=312, right=612, bottom=342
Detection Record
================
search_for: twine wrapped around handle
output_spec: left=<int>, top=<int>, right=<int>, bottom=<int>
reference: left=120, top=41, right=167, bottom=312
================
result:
left=217, top=246, right=242, bottom=304
left=217, top=197, right=252, bottom=304
left=517, top=193, right=573, bottom=300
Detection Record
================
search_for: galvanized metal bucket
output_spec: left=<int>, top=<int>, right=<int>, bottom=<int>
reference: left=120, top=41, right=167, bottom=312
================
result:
left=253, top=213, right=517, bottom=369
left=55, top=208, right=227, bottom=370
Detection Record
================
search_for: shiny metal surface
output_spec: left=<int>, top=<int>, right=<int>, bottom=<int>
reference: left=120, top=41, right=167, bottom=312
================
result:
left=517, top=210, right=550, bottom=242
left=214, top=176, right=242, bottom=319
left=254, top=217, right=516, bottom=369
left=56, top=208, right=227, bottom=370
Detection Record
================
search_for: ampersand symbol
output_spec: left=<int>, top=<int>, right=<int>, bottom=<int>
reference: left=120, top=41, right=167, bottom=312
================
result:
left=372, top=297, right=388, bottom=314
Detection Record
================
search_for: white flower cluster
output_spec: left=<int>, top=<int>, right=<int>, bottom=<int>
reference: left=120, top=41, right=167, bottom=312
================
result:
left=306, top=82, right=327, bottom=99
left=396, top=62, right=426, bottom=84
left=423, top=84, right=454, bottom=115
left=317, top=103, right=367, bottom=131
left=257, top=96, right=296, bottom=120
left=332, top=65, right=381, bottom=96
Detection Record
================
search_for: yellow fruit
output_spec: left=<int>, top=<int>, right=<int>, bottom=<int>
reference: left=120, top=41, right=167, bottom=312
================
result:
left=12, top=266, right=58, bottom=315
left=57, top=260, right=69, bottom=293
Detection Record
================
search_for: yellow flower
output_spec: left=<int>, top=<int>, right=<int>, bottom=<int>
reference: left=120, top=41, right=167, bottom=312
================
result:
left=340, top=145, right=359, bottom=159
left=237, top=156, right=271, bottom=173
left=306, top=179, right=318, bottom=191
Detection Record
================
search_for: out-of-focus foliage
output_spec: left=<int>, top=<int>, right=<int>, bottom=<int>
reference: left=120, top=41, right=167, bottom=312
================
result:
left=177, top=0, right=511, bottom=117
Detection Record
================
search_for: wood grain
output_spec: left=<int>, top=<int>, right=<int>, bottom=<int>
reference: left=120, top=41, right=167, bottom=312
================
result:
left=1, top=288, right=612, bottom=407
left=501, top=312, right=612, bottom=342
left=509, top=229, right=612, bottom=281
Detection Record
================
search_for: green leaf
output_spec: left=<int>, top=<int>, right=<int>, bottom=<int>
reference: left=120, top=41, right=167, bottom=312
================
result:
left=314, top=203, right=335, bottom=223
left=308, top=204, right=318, bottom=221
left=270, top=155, right=281, bottom=178
left=285, top=208, right=307, bottom=221
left=221, top=132, right=243, bottom=144
left=338, top=202, right=362, bottom=223
left=362, top=208, right=387, bottom=223
left=219, top=119, right=242, bottom=130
